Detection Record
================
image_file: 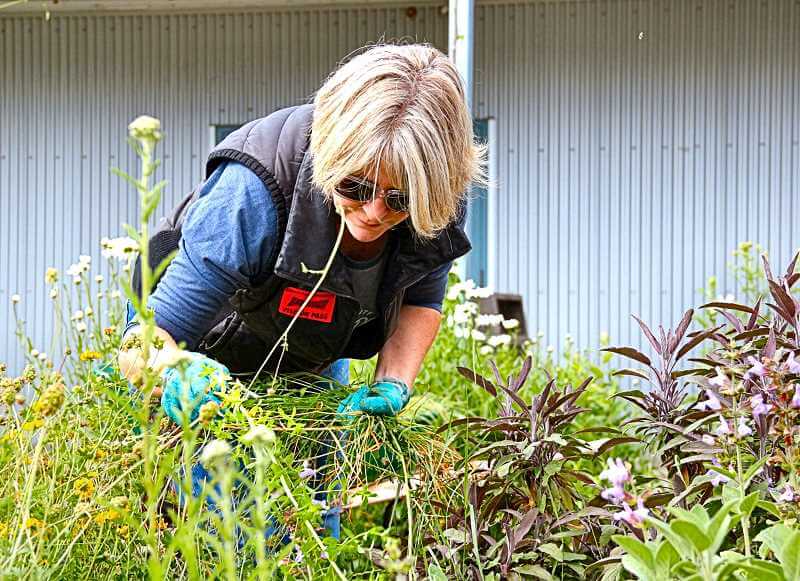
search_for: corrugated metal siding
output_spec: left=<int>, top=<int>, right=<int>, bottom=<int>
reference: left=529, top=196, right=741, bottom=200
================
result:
left=473, top=0, right=800, bottom=352
left=0, top=6, right=448, bottom=372
left=2, top=0, right=799, bottom=372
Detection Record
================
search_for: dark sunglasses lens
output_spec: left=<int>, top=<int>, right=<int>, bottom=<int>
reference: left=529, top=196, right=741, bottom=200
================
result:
left=385, top=190, right=409, bottom=212
left=336, top=178, right=372, bottom=202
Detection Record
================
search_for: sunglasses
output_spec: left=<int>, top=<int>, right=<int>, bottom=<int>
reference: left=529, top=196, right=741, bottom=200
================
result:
left=334, top=176, right=410, bottom=213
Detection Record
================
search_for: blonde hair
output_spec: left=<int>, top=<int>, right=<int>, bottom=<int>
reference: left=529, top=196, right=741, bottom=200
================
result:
left=310, top=43, right=486, bottom=239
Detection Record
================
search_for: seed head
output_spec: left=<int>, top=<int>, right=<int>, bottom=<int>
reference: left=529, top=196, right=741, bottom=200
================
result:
left=33, top=382, right=65, bottom=417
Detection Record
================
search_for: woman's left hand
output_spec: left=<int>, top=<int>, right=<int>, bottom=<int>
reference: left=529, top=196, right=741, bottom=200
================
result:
left=337, top=378, right=410, bottom=417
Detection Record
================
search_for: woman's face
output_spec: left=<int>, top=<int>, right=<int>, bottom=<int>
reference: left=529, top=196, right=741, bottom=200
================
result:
left=333, top=165, right=409, bottom=243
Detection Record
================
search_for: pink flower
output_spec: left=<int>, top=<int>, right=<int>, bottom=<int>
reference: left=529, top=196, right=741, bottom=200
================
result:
left=736, top=417, right=753, bottom=438
left=701, top=434, right=715, bottom=446
left=778, top=484, right=795, bottom=503
left=299, top=460, right=318, bottom=480
left=697, top=390, right=722, bottom=411
left=708, top=469, right=730, bottom=487
left=750, top=394, right=772, bottom=417
left=601, top=486, right=627, bottom=504
left=745, top=356, right=767, bottom=380
left=613, top=499, right=649, bottom=527
left=709, top=367, right=731, bottom=390
left=715, top=416, right=731, bottom=436
left=792, top=385, right=800, bottom=409
left=782, top=352, right=800, bottom=374
left=707, top=459, right=731, bottom=486
left=599, top=458, right=631, bottom=488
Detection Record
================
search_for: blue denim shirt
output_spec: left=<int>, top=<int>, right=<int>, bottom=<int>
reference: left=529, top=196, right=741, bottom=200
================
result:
left=126, top=161, right=451, bottom=350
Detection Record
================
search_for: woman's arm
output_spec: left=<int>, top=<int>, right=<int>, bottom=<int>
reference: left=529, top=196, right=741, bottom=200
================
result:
left=374, top=305, right=442, bottom=389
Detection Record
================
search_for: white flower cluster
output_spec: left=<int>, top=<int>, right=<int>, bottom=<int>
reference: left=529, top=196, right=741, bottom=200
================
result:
left=446, top=279, right=492, bottom=301
left=101, top=236, right=138, bottom=260
left=66, top=255, right=91, bottom=279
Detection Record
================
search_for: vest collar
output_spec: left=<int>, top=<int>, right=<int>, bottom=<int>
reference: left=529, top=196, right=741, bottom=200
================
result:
left=273, top=152, right=471, bottom=301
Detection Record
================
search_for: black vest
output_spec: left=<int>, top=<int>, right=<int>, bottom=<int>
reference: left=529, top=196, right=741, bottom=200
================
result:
left=134, top=105, right=471, bottom=376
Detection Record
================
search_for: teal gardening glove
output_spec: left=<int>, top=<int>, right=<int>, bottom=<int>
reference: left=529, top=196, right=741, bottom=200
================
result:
left=160, top=352, right=230, bottom=425
left=337, top=378, right=410, bottom=417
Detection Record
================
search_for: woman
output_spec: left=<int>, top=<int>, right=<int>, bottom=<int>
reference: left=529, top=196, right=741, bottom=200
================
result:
left=118, top=43, right=484, bottom=538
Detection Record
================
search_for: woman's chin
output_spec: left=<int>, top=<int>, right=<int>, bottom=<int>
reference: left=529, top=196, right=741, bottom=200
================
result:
left=346, top=223, right=386, bottom=243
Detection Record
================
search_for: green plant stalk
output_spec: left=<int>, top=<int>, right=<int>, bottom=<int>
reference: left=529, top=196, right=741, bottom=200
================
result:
left=7, top=419, right=49, bottom=566
left=267, top=448, right=347, bottom=581
left=252, top=448, right=271, bottom=580
left=735, top=443, right=751, bottom=557
left=217, top=464, right=238, bottom=581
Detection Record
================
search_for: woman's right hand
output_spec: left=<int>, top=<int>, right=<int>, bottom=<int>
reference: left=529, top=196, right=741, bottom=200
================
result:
left=160, top=352, right=230, bottom=425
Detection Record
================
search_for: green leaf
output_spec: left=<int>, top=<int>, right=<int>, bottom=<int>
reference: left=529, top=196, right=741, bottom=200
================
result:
left=738, top=491, right=760, bottom=519
left=655, top=540, right=679, bottom=572
left=537, top=543, right=564, bottom=562
left=513, top=564, right=552, bottom=580
left=443, top=528, right=468, bottom=544
left=671, top=520, right=711, bottom=552
left=427, top=564, right=448, bottom=581
left=613, top=535, right=655, bottom=572
left=757, top=500, right=781, bottom=518
left=742, top=456, right=770, bottom=487
left=648, top=517, right=693, bottom=559
left=708, top=500, right=740, bottom=554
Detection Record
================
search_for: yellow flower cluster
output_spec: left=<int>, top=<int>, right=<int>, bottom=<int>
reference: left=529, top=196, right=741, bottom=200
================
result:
left=79, top=350, right=102, bottom=362
left=93, top=508, right=122, bottom=525
left=73, top=477, right=95, bottom=501
left=25, top=517, right=46, bottom=537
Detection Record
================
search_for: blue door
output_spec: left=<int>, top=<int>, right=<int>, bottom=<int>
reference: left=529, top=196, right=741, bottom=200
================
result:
left=466, top=119, right=489, bottom=286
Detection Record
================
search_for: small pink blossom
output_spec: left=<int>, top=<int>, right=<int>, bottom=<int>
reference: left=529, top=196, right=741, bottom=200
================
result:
left=707, top=459, right=731, bottom=486
left=736, top=416, right=753, bottom=438
left=599, top=458, right=631, bottom=488
left=697, top=390, right=722, bottom=411
left=782, top=352, right=800, bottom=374
left=792, top=385, right=800, bottom=409
left=701, top=434, right=715, bottom=446
left=707, top=469, right=730, bottom=487
left=601, top=486, right=626, bottom=504
left=745, top=356, right=767, bottom=380
left=778, top=484, right=795, bottom=503
left=715, top=416, right=731, bottom=436
left=750, top=394, right=772, bottom=417
left=709, top=367, right=731, bottom=390
left=299, top=460, right=318, bottom=480
left=613, top=499, right=649, bottom=527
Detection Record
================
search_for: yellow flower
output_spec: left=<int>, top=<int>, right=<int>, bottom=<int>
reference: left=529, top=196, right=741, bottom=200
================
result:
left=0, top=521, right=8, bottom=538
left=116, top=525, right=129, bottom=539
left=44, top=267, right=58, bottom=285
left=103, top=326, right=117, bottom=336
left=22, top=419, right=45, bottom=431
left=73, top=477, right=95, bottom=501
left=0, top=429, right=17, bottom=443
left=93, top=509, right=122, bottom=525
left=25, top=517, right=46, bottom=536
left=79, top=350, right=101, bottom=362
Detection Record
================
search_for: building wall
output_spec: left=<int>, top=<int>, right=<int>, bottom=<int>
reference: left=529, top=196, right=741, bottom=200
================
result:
left=473, top=0, right=799, bottom=351
left=0, top=5, right=448, bottom=371
left=1, top=0, right=799, bottom=372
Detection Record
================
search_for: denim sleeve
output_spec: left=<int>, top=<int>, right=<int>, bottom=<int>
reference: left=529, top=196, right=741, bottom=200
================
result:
left=128, top=161, right=279, bottom=349
left=402, top=261, right=452, bottom=312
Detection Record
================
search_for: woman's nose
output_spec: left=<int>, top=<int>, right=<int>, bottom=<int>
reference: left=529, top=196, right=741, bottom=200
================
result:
left=362, top=196, right=391, bottom=222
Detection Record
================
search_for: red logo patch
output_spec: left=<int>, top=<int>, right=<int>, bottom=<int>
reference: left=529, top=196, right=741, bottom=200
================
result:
left=278, top=287, right=336, bottom=323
